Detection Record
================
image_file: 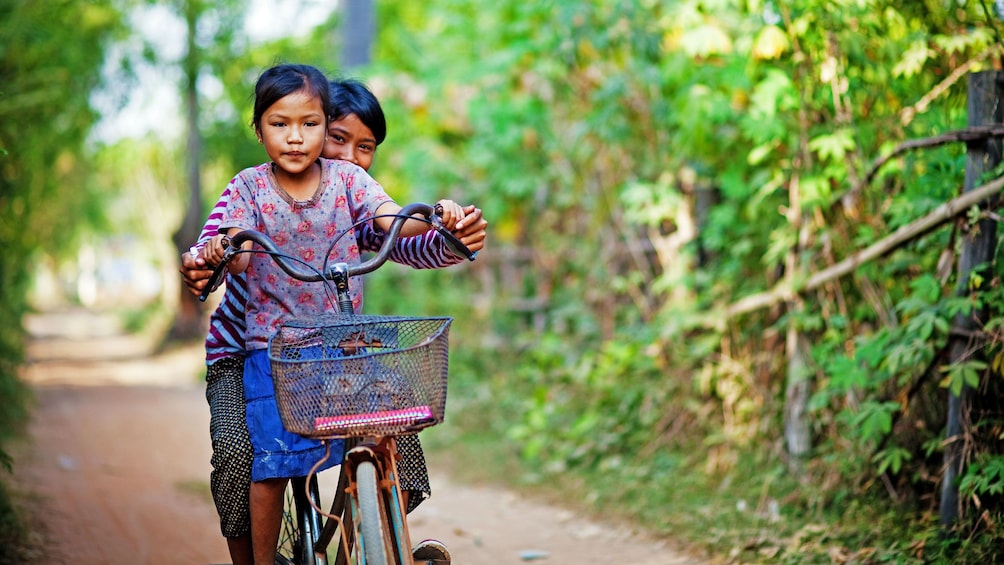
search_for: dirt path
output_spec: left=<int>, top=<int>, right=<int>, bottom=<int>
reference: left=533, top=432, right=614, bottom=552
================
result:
left=11, top=311, right=706, bottom=565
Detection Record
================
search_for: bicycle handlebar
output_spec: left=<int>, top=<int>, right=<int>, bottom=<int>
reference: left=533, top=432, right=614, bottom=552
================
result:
left=198, top=202, right=476, bottom=302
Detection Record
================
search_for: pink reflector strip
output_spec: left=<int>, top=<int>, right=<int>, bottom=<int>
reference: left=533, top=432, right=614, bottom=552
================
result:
left=314, top=405, right=435, bottom=432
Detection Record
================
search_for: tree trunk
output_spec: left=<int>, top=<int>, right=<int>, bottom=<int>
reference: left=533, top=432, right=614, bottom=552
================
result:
left=170, top=0, right=206, bottom=340
left=939, top=70, right=1003, bottom=527
left=340, top=0, right=375, bottom=69
left=783, top=149, right=813, bottom=461
left=784, top=323, right=812, bottom=460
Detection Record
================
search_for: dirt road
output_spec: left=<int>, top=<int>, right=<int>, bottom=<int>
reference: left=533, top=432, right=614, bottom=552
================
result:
left=11, top=311, right=706, bottom=564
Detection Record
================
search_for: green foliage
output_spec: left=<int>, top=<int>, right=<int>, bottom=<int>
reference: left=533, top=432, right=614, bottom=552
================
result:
left=960, top=454, right=1004, bottom=499
left=503, top=328, right=685, bottom=477
left=0, top=479, right=32, bottom=563
left=359, top=0, right=1004, bottom=560
left=0, top=0, right=126, bottom=555
left=5, top=0, right=1004, bottom=561
left=0, top=0, right=123, bottom=439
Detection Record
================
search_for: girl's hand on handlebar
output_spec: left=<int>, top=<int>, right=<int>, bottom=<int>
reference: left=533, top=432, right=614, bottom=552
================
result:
left=434, top=199, right=466, bottom=231
left=180, top=247, right=213, bottom=295
left=454, top=205, right=487, bottom=253
left=200, top=234, right=230, bottom=266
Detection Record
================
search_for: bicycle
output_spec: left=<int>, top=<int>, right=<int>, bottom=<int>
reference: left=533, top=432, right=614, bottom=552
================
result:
left=199, top=202, right=476, bottom=565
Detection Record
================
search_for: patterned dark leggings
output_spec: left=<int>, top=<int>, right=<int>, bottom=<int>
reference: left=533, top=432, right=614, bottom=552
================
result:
left=205, top=357, right=431, bottom=537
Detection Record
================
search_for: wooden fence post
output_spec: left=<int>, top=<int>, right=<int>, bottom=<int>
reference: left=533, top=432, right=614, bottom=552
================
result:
left=939, top=70, right=1003, bottom=527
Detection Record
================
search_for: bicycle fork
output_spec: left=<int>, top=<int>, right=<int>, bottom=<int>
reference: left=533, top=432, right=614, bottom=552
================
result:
left=319, top=438, right=413, bottom=565
left=344, top=438, right=414, bottom=564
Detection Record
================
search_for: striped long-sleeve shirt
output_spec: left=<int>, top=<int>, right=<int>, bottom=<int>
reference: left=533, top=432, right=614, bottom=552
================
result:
left=195, top=180, right=465, bottom=364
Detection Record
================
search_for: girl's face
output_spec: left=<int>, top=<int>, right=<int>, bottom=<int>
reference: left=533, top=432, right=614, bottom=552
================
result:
left=257, top=89, right=327, bottom=176
left=323, top=113, right=377, bottom=171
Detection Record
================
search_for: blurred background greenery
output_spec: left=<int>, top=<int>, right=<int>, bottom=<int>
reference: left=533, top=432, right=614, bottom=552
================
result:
left=3, top=0, right=1004, bottom=561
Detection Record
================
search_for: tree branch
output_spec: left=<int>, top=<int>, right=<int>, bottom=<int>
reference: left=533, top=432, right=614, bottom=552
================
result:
left=862, top=125, right=1004, bottom=187
left=715, top=175, right=1004, bottom=323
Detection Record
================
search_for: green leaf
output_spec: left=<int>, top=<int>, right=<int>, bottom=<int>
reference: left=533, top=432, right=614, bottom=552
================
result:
left=941, top=360, right=987, bottom=395
left=853, top=401, right=899, bottom=443
left=874, top=447, right=912, bottom=475
left=808, top=128, right=856, bottom=162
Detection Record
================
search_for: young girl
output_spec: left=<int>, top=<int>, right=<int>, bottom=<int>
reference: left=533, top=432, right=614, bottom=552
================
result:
left=185, top=77, right=483, bottom=564
left=200, top=63, right=470, bottom=564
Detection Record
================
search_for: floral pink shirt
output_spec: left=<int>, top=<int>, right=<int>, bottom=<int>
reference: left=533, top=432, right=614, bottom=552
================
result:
left=221, top=158, right=393, bottom=350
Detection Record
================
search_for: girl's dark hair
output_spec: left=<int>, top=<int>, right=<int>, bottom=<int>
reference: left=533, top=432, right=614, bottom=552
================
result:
left=328, top=78, right=387, bottom=145
left=252, top=64, right=330, bottom=132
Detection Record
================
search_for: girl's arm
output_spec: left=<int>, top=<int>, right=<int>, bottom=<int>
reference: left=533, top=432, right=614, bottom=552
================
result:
left=372, top=199, right=468, bottom=237
left=359, top=205, right=487, bottom=269
left=196, top=185, right=232, bottom=246
left=225, top=228, right=251, bottom=274
left=180, top=186, right=233, bottom=294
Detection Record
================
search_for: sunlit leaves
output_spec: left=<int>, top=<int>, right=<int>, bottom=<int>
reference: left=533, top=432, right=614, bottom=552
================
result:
left=746, top=68, right=797, bottom=127
left=0, top=0, right=125, bottom=470
left=934, top=28, right=995, bottom=57
left=798, top=175, right=833, bottom=208
left=808, top=129, right=856, bottom=163
left=763, top=226, right=797, bottom=267
left=620, top=175, right=682, bottom=228
left=344, top=2, right=1003, bottom=556
left=892, top=40, right=934, bottom=78
left=752, top=25, right=788, bottom=60
left=679, top=22, right=733, bottom=57
left=816, top=353, right=869, bottom=399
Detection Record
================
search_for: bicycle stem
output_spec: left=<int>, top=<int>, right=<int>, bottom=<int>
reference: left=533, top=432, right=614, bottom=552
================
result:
left=331, top=263, right=353, bottom=315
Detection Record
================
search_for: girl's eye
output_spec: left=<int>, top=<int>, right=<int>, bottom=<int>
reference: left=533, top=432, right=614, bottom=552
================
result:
left=359, top=144, right=374, bottom=153
left=329, top=134, right=346, bottom=143
left=270, top=121, right=286, bottom=128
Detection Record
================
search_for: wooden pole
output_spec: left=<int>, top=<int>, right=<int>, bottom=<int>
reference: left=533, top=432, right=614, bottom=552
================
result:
left=939, top=70, right=1003, bottom=527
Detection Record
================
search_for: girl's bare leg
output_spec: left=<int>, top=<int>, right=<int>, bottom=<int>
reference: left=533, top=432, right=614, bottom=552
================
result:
left=250, top=477, right=288, bottom=564
left=227, top=533, right=253, bottom=565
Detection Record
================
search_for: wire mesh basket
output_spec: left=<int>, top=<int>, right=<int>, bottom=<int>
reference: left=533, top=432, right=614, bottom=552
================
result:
left=268, top=314, right=452, bottom=439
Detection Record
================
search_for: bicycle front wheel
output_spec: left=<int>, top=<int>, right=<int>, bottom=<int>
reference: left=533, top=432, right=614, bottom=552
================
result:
left=355, top=461, right=393, bottom=565
left=276, top=475, right=325, bottom=565
left=276, top=479, right=299, bottom=565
